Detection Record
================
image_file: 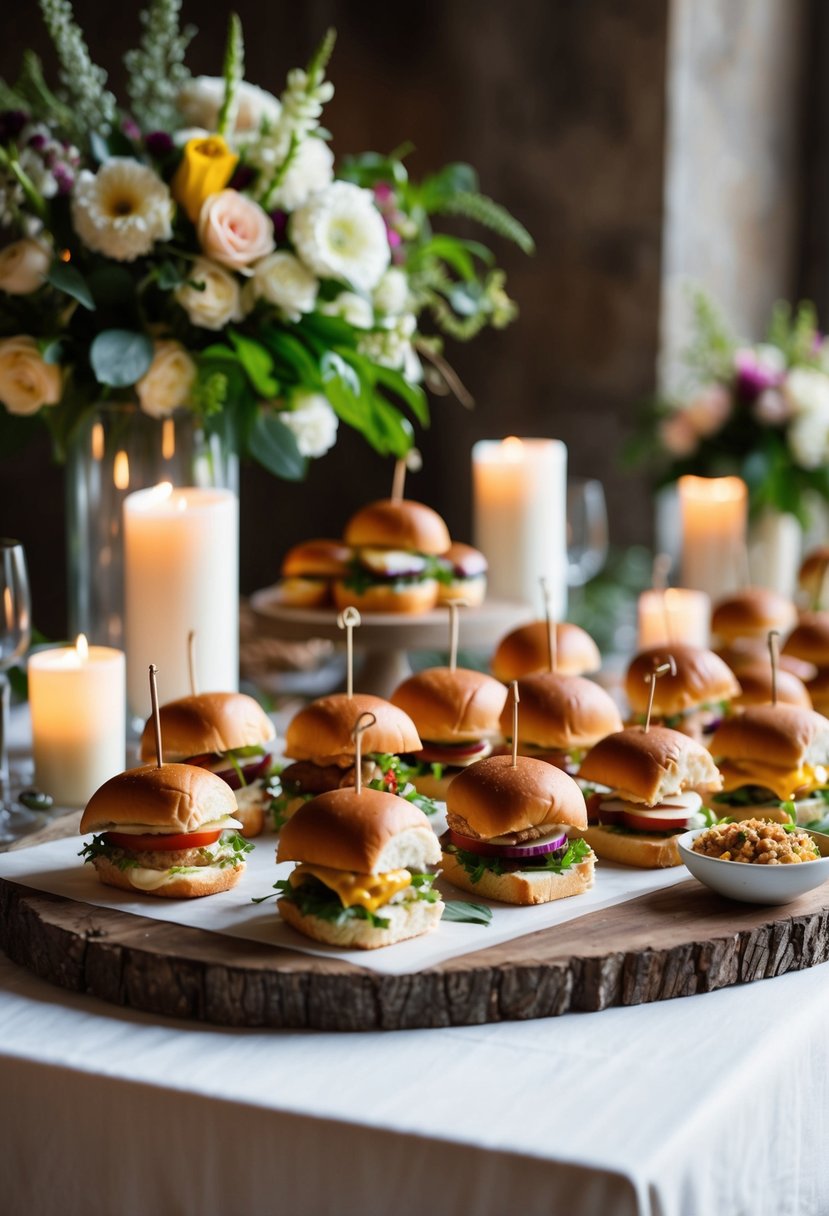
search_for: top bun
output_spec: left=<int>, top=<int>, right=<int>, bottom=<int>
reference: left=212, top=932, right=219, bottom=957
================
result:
left=344, top=499, right=450, bottom=555
left=711, top=587, right=797, bottom=643
left=799, top=547, right=829, bottom=602
left=783, top=613, right=829, bottom=667
left=491, top=621, right=601, bottom=682
left=625, top=644, right=740, bottom=715
left=443, top=542, right=488, bottom=578
left=391, top=667, right=506, bottom=742
left=732, top=663, right=812, bottom=709
left=277, top=786, right=440, bottom=874
left=446, top=753, right=588, bottom=839
left=282, top=538, right=352, bottom=577
left=710, top=704, right=829, bottom=768
left=717, top=641, right=818, bottom=684
left=284, top=692, right=421, bottom=765
left=578, top=726, right=722, bottom=805
left=80, top=762, right=237, bottom=835
left=498, top=672, right=623, bottom=749
left=139, top=692, right=275, bottom=763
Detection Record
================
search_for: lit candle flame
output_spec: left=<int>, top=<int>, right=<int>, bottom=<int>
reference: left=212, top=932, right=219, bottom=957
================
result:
left=162, top=419, right=176, bottom=461
left=91, top=422, right=105, bottom=461
left=76, top=633, right=89, bottom=662
left=113, top=450, right=130, bottom=490
left=502, top=436, right=524, bottom=461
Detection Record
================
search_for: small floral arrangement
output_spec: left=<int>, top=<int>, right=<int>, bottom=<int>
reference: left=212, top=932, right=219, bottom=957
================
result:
left=0, top=2, right=532, bottom=478
left=629, top=294, right=829, bottom=521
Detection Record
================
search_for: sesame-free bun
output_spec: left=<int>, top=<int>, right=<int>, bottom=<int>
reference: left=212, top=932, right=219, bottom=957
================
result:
left=436, top=543, right=488, bottom=607
left=332, top=579, right=439, bottom=615
left=717, top=641, right=819, bottom=684
left=732, top=663, right=812, bottom=709
left=783, top=613, right=829, bottom=667
left=281, top=538, right=352, bottom=577
left=277, top=786, right=441, bottom=874
left=799, top=546, right=829, bottom=603
left=90, top=855, right=244, bottom=898
left=575, top=826, right=681, bottom=869
left=807, top=668, right=829, bottom=715
left=140, top=692, right=275, bottom=763
left=440, top=848, right=595, bottom=904
left=710, top=704, right=829, bottom=769
left=391, top=667, right=507, bottom=742
left=278, top=895, right=444, bottom=950
left=625, top=644, right=740, bottom=716
left=445, top=753, right=588, bottom=839
left=577, top=726, right=722, bottom=805
left=80, top=763, right=237, bottom=835
left=438, top=576, right=487, bottom=608
left=441, top=542, right=488, bottom=578
left=344, top=498, right=451, bottom=556
left=711, top=587, right=797, bottom=643
left=284, top=692, right=421, bottom=765
left=491, top=621, right=601, bottom=682
left=499, top=672, right=623, bottom=750
left=272, top=578, right=331, bottom=608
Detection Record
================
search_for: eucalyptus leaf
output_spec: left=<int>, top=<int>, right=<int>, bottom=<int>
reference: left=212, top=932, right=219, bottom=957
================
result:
left=89, top=329, right=153, bottom=387
left=441, top=901, right=492, bottom=926
left=250, top=409, right=307, bottom=480
left=47, top=261, right=95, bottom=311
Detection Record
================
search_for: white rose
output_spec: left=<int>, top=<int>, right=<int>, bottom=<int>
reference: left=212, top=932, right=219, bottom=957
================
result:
left=290, top=181, right=390, bottom=292
left=280, top=390, right=339, bottom=458
left=373, top=268, right=409, bottom=316
left=0, top=335, right=61, bottom=416
left=322, top=291, right=373, bottom=329
left=789, top=410, right=829, bottom=470
left=266, top=137, right=334, bottom=211
left=175, top=257, right=243, bottom=330
left=253, top=251, right=317, bottom=321
left=176, top=77, right=282, bottom=143
left=0, top=239, right=50, bottom=295
left=784, top=368, right=829, bottom=418
left=136, top=340, right=197, bottom=418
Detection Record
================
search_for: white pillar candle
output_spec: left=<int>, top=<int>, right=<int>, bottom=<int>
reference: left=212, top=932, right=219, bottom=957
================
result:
left=124, top=484, right=239, bottom=721
left=29, top=636, right=125, bottom=807
left=679, top=475, right=748, bottom=602
left=472, top=437, right=568, bottom=616
left=637, top=588, right=711, bottom=649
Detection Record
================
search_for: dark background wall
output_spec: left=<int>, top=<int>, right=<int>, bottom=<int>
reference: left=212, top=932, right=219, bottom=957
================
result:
left=1, top=0, right=811, bottom=639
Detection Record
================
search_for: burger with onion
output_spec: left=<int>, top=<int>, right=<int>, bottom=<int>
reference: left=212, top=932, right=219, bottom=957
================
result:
left=335, top=498, right=451, bottom=614
left=625, top=644, right=740, bottom=742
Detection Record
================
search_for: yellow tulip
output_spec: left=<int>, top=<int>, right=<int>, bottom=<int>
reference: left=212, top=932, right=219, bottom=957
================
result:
left=172, top=136, right=239, bottom=224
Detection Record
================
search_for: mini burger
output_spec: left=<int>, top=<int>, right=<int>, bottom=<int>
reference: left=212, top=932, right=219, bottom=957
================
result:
left=495, top=672, right=623, bottom=774
left=276, top=786, right=443, bottom=949
left=79, top=763, right=251, bottom=897
left=273, top=692, right=428, bottom=825
left=139, top=692, right=276, bottom=838
left=716, top=639, right=817, bottom=685
left=711, top=587, right=797, bottom=645
left=491, top=621, right=601, bottom=683
left=798, top=546, right=829, bottom=609
left=731, top=663, right=811, bottom=710
left=276, top=538, right=353, bottom=607
left=783, top=613, right=829, bottom=715
left=390, top=666, right=507, bottom=799
left=625, top=644, right=740, bottom=742
left=709, top=704, right=829, bottom=825
left=576, top=726, right=722, bottom=868
left=436, top=543, right=488, bottom=607
left=336, top=498, right=451, bottom=614
left=440, top=753, right=595, bottom=904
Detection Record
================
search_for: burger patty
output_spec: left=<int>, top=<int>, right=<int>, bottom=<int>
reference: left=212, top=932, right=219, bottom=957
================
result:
left=445, top=812, right=551, bottom=844
left=281, top=759, right=383, bottom=794
left=104, top=845, right=224, bottom=870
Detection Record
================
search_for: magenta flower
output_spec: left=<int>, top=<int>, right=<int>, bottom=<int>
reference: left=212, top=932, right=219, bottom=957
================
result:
left=734, top=346, right=785, bottom=398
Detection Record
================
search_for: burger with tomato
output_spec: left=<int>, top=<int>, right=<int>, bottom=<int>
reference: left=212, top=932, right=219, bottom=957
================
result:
left=491, top=620, right=601, bottom=684
left=440, top=753, right=595, bottom=904
left=79, top=763, right=252, bottom=897
left=495, top=672, right=623, bottom=774
left=625, top=644, right=740, bottom=743
left=335, top=498, right=452, bottom=614
left=390, top=666, right=507, bottom=799
left=576, top=725, right=722, bottom=868
left=139, top=691, right=276, bottom=838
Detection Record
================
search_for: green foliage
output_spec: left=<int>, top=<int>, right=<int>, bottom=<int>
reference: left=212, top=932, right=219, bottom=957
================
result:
left=89, top=329, right=154, bottom=387
left=47, top=261, right=95, bottom=311
left=441, top=901, right=492, bottom=925
left=250, top=408, right=307, bottom=480
left=38, top=0, right=118, bottom=138
left=217, top=12, right=244, bottom=139
left=435, top=190, right=535, bottom=255
left=124, top=0, right=194, bottom=131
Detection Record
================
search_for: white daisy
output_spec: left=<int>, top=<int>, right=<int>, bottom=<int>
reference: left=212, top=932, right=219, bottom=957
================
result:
left=290, top=181, right=390, bottom=292
left=72, top=159, right=173, bottom=262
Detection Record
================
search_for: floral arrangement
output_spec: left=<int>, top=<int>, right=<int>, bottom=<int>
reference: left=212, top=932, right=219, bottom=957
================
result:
left=629, top=295, right=829, bottom=521
left=0, top=2, right=532, bottom=479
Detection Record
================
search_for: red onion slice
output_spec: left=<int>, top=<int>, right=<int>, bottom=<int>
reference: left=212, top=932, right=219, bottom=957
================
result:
left=447, top=827, right=569, bottom=859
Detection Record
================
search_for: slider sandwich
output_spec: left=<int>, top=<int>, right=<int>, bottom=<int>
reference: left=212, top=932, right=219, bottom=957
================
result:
left=577, top=726, right=722, bottom=868
left=783, top=613, right=829, bottom=716
left=79, top=763, right=251, bottom=897
left=436, top=543, right=488, bottom=607
left=625, top=644, right=740, bottom=742
left=731, top=663, right=811, bottom=710
left=440, top=754, right=595, bottom=904
left=495, top=672, right=623, bottom=774
left=798, top=546, right=829, bottom=609
left=336, top=498, right=451, bottom=614
left=711, top=587, right=797, bottom=646
left=276, top=539, right=353, bottom=607
left=491, top=621, right=601, bottom=683
left=140, top=691, right=276, bottom=837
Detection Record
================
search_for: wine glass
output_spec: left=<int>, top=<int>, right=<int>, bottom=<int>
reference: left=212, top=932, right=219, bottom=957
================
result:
left=566, top=479, right=609, bottom=587
left=0, top=540, right=32, bottom=840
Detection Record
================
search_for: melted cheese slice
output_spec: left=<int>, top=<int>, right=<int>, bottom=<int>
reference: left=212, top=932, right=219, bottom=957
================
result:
left=718, top=761, right=828, bottom=802
left=290, top=864, right=411, bottom=913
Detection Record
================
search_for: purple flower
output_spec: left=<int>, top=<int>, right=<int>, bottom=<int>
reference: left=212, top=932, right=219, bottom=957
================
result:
left=387, top=228, right=402, bottom=249
left=145, top=131, right=174, bottom=158
left=26, top=132, right=46, bottom=152
left=121, top=117, right=141, bottom=142
left=53, top=163, right=75, bottom=195
left=268, top=209, right=288, bottom=241
left=734, top=346, right=785, bottom=399
left=229, top=164, right=255, bottom=192
left=373, top=182, right=394, bottom=205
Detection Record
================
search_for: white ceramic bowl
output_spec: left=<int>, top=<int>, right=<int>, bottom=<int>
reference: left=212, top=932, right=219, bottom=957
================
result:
left=676, top=827, right=829, bottom=906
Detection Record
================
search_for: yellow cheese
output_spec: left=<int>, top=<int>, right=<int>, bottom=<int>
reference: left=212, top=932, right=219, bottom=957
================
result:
left=290, top=864, right=411, bottom=913
left=718, top=761, right=828, bottom=802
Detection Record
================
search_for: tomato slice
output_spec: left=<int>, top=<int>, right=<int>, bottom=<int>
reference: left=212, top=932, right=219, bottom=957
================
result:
left=619, top=807, right=691, bottom=832
left=103, top=829, right=222, bottom=852
left=417, top=741, right=488, bottom=765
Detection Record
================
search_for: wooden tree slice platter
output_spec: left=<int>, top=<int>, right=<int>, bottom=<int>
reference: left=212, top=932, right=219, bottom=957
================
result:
left=2, top=874, right=828, bottom=1030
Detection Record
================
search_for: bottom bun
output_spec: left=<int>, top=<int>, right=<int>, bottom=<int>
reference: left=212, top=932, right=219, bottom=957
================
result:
left=233, top=784, right=269, bottom=838
left=274, top=577, right=330, bottom=608
left=440, top=850, right=595, bottom=905
left=333, top=579, right=439, bottom=615
left=577, top=825, right=681, bottom=869
left=278, top=896, right=444, bottom=949
left=92, top=855, right=245, bottom=898
left=437, top=576, right=486, bottom=608
left=712, top=797, right=825, bottom=826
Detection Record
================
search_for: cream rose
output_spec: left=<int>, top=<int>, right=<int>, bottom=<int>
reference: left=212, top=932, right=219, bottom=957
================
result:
left=197, top=190, right=274, bottom=269
left=0, top=335, right=61, bottom=416
left=252, top=251, right=317, bottom=321
left=136, top=340, right=197, bottom=418
left=0, top=239, right=50, bottom=295
left=175, top=257, right=243, bottom=330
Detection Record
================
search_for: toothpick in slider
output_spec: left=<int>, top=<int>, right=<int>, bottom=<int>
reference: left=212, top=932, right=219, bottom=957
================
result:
left=351, top=711, right=377, bottom=796
left=643, top=656, right=676, bottom=733
left=768, top=629, right=780, bottom=707
left=510, top=680, right=520, bottom=768
left=540, top=576, right=557, bottom=674
left=337, top=606, right=362, bottom=699
left=448, top=599, right=467, bottom=672
left=391, top=458, right=407, bottom=503
left=149, top=663, right=163, bottom=767
left=187, top=629, right=198, bottom=697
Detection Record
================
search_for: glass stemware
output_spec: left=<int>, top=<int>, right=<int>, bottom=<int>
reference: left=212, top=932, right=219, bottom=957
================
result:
left=0, top=540, right=32, bottom=840
left=566, top=478, right=609, bottom=587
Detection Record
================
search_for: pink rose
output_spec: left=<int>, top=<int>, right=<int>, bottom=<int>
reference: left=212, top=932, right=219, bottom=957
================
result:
left=684, top=383, right=731, bottom=437
left=197, top=189, right=275, bottom=269
left=659, top=412, right=698, bottom=458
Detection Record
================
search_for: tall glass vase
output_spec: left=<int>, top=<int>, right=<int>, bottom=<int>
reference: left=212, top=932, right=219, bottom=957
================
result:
left=66, top=405, right=238, bottom=649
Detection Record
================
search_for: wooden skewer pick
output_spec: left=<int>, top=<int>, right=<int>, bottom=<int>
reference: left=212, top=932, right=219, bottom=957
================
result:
left=643, top=657, right=676, bottom=734
left=541, top=577, right=557, bottom=674
left=510, top=680, right=520, bottom=768
left=448, top=600, right=468, bottom=672
left=149, top=664, right=163, bottom=767
left=187, top=629, right=198, bottom=697
left=352, top=711, right=377, bottom=796
left=768, top=629, right=780, bottom=707
left=391, top=458, right=407, bottom=503
left=337, top=606, right=362, bottom=698
left=651, top=553, right=672, bottom=593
